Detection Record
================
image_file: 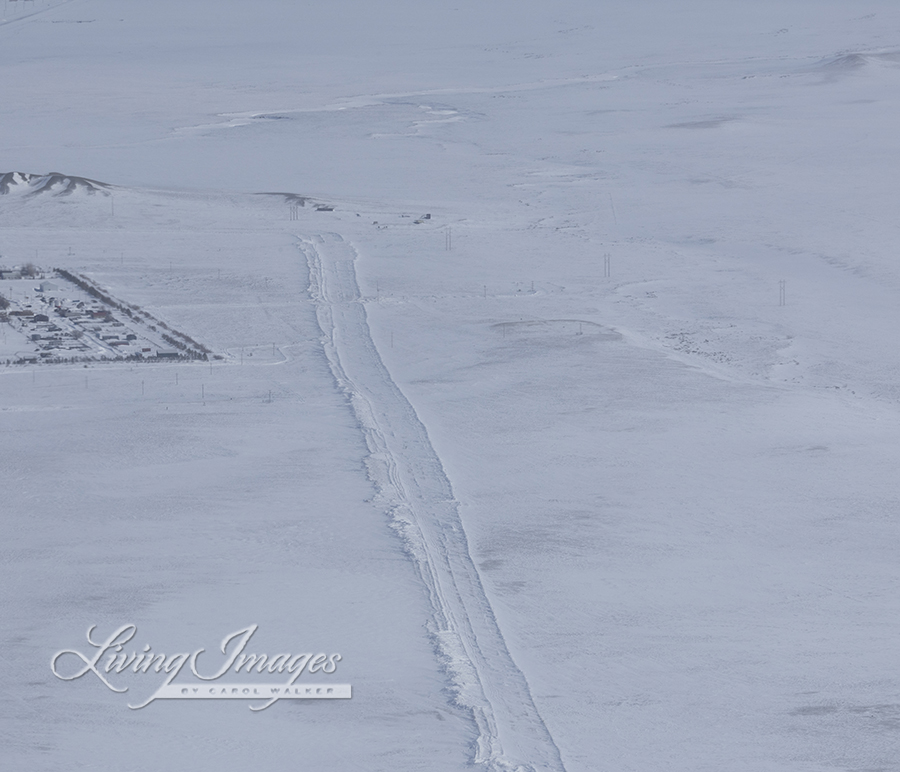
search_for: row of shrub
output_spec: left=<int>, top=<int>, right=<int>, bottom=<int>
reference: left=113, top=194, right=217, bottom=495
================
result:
left=55, top=268, right=211, bottom=360
left=6, top=352, right=196, bottom=366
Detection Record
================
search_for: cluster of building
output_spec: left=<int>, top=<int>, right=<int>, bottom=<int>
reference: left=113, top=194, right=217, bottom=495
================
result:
left=1, top=272, right=173, bottom=364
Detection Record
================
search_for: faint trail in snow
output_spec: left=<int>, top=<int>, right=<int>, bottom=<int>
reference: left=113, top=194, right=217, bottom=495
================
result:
left=175, top=74, right=617, bottom=135
left=303, top=233, right=566, bottom=772
left=0, top=0, right=79, bottom=28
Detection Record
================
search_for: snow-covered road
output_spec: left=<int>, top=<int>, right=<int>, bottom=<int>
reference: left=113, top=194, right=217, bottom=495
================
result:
left=305, top=232, right=565, bottom=772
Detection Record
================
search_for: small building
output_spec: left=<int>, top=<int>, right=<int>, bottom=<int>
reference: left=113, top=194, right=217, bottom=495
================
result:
left=38, top=281, right=60, bottom=293
left=33, top=314, right=49, bottom=322
left=156, top=349, right=180, bottom=359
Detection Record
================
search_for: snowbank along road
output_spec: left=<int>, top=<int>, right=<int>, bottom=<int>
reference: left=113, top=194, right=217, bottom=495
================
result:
left=304, top=232, right=567, bottom=772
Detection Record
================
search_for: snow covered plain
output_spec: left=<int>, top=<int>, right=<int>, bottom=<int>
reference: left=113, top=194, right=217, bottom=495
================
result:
left=4, top=1, right=900, bottom=770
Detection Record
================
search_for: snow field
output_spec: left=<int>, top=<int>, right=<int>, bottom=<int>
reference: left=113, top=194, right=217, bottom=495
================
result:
left=6, top=1, right=900, bottom=769
left=0, top=193, right=478, bottom=771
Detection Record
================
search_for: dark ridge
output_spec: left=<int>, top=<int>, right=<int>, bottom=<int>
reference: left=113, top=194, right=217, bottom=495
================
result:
left=822, top=53, right=869, bottom=70
left=256, top=192, right=310, bottom=206
left=820, top=50, right=900, bottom=71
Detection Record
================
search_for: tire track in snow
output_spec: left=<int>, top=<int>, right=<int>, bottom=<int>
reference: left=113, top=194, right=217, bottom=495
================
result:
left=302, top=233, right=566, bottom=772
left=0, top=0, right=80, bottom=29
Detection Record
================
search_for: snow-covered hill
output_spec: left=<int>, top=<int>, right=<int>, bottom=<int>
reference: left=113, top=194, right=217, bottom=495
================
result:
left=0, top=171, right=111, bottom=196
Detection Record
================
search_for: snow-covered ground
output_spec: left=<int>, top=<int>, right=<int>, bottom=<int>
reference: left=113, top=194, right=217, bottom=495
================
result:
left=4, top=1, right=900, bottom=770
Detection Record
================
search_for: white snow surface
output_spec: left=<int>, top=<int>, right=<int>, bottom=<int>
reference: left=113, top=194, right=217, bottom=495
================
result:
left=4, top=1, right=900, bottom=770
